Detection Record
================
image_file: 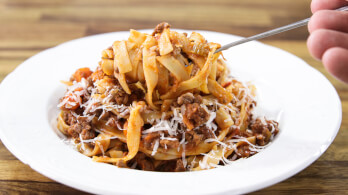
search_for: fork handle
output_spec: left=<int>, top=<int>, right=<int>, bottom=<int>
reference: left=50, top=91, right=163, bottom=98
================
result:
left=215, top=6, right=348, bottom=53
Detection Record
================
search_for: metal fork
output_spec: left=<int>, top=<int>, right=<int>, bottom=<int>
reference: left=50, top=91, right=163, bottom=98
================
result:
left=215, top=6, right=348, bottom=53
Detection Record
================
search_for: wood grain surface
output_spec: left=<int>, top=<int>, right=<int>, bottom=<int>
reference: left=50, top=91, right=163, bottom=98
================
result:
left=1, top=0, right=347, bottom=194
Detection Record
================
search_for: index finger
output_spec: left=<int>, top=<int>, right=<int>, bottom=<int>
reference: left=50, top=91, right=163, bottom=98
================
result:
left=311, top=0, right=348, bottom=13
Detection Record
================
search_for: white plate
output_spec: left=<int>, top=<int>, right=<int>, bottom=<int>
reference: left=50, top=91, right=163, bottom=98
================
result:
left=0, top=30, right=341, bottom=195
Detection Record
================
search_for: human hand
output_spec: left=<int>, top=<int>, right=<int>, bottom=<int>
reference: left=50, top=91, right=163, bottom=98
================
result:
left=307, top=0, right=348, bottom=83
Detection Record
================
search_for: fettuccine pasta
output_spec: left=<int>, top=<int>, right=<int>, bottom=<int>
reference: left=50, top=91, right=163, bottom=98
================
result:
left=57, top=23, right=279, bottom=171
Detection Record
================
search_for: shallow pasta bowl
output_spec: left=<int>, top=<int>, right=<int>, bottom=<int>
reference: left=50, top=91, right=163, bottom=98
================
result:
left=0, top=29, right=341, bottom=194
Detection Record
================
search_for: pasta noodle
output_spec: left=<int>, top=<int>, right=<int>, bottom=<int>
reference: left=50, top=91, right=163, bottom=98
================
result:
left=57, top=22, right=279, bottom=171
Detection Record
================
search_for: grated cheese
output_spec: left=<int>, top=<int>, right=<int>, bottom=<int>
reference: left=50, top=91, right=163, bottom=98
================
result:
left=79, top=133, right=86, bottom=151
left=160, top=133, right=178, bottom=141
left=96, top=142, right=105, bottom=157
left=151, top=139, right=160, bottom=156
left=180, top=131, right=187, bottom=168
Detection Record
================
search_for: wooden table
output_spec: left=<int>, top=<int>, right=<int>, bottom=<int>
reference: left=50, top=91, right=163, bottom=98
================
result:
left=1, top=0, right=347, bottom=194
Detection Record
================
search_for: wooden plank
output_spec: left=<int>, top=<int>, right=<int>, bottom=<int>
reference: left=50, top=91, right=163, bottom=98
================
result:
left=0, top=160, right=52, bottom=182
left=0, top=50, right=41, bottom=59
left=0, top=23, right=86, bottom=42
left=5, top=0, right=310, bottom=8
left=0, top=60, right=22, bottom=78
left=0, top=142, right=18, bottom=161
left=39, top=6, right=272, bottom=27
left=0, top=9, right=40, bottom=22
left=0, top=181, right=90, bottom=194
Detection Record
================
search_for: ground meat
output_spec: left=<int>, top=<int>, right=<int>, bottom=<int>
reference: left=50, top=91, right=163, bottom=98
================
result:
left=63, top=111, right=76, bottom=125
left=142, top=132, right=160, bottom=150
left=174, top=159, right=186, bottom=172
left=155, top=160, right=176, bottom=172
left=62, top=110, right=96, bottom=140
left=128, top=85, right=145, bottom=103
left=249, top=118, right=278, bottom=146
left=180, top=125, right=215, bottom=150
left=250, top=119, right=266, bottom=132
left=195, top=125, right=215, bottom=139
left=154, top=159, right=185, bottom=172
left=194, top=95, right=203, bottom=104
left=184, top=103, right=210, bottom=128
left=177, top=92, right=195, bottom=105
left=67, top=120, right=96, bottom=140
left=152, top=22, right=170, bottom=35
left=185, top=130, right=203, bottom=150
left=176, top=92, right=203, bottom=105
left=172, top=45, right=182, bottom=56
left=115, top=160, right=128, bottom=168
left=114, top=89, right=129, bottom=105
left=86, top=77, right=93, bottom=87
left=256, top=134, right=267, bottom=146
left=159, top=138, right=180, bottom=150
left=95, top=78, right=129, bottom=105
left=236, top=144, right=251, bottom=158
left=250, top=118, right=279, bottom=134
left=134, top=153, right=154, bottom=171
left=80, top=128, right=96, bottom=140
